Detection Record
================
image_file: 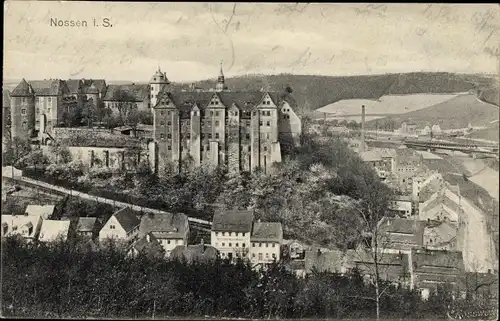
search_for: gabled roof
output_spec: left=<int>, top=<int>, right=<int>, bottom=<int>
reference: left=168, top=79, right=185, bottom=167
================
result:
left=76, top=217, right=98, bottom=232
left=251, top=222, right=283, bottom=242
left=29, top=79, right=68, bottom=96
left=171, top=244, right=219, bottom=263
left=1, top=214, right=41, bottom=238
left=139, top=212, right=188, bottom=239
left=25, top=205, right=55, bottom=220
left=65, top=79, right=82, bottom=94
left=360, top=150, right=382, bottom=162
left=113, top=207, right=140, bottom=233
left=212, top=210, right=254, bottom=232
left=378, top=217, right=426, bottom=250
left=103, top=84, right=149, bottom=101
left=305, top=249, right=345, bottom=274
left=411, top=248, right=465, bottom=283
left=10, top=79, right=33, bottom=96
left=39, top=220, right=71, bottom=242
left=130, top=232, right=164, bottom=257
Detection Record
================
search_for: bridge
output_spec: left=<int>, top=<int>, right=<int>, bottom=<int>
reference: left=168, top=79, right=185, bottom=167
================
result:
left=403, top=139, right=499, bottom=156
left=3, top=174, right=213, bottom=231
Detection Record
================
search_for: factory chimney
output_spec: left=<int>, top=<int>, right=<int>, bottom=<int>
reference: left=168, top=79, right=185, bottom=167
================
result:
left=360, top=105, right=366, bottom=153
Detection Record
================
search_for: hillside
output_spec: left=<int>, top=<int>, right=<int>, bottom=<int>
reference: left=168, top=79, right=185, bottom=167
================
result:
left=366, top=94, right=499, bottom=130
left=4, top=72, right=496, bottom=114
left=466, top=122, right=500, bottom=142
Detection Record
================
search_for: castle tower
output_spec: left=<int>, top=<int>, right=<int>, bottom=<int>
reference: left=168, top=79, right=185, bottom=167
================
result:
left=149, top=66, right=170, bottom=109
left=10, top=79, right=35, bottom=139
left=215, top=61, right=227, bottom=92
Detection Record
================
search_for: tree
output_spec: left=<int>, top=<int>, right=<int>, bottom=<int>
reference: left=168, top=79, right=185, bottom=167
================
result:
left=285, top=85, right=293, bottom=94
left=3, top=136, right=32, bottom=166
left=49, top=143, right=72, bottom=164
left=138, top=110, right=153, bottom=125
left=17, top=149, right=50, bottom=169
left=61, top=96, right=82, bottom=127
left=112, top=89, right=137, bottom=125
left=125, top=108, right=140, bottom=138
left=81, top=97, right=96, bottom=128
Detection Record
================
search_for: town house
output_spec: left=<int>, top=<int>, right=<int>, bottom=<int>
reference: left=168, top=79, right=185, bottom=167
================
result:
left=139, top=212, right=189, bottom=257
left=211, top=210, right=254, bottom=260
left=1, top=214, right=43, bottom=243
left=38, top=219, right=73, bottom=243
left=99, top=207, right=140, bottom=243
left=250, top=221, right=283, bottom=265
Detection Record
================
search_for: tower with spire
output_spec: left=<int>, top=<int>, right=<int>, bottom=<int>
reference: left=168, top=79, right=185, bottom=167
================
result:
left=215, top=61, right=228, bottom=92
left=149, top=66, right=170, bottom=109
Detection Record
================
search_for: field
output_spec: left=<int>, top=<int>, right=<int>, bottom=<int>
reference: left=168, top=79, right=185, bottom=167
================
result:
left=465, top=123, right=499, bottom=142
left=316, top=93, right=462, bottom=121
left=366, top=94, right=499, bottom=130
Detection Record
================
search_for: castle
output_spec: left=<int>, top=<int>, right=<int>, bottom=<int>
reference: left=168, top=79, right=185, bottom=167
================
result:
left=8, top=64, right=302, bottom=174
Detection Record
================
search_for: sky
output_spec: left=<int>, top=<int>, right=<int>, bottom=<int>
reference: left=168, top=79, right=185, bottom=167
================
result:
left=3, top=2, right=500, bottom=82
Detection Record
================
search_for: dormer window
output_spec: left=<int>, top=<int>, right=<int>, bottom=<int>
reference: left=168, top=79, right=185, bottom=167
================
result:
left=21, top=109, right=26, bottom=115
left=167, top=121, right=171, bottom=126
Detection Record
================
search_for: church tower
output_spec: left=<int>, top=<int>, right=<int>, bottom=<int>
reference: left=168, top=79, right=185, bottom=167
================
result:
left=215, top=61, right=227, bottom=92
left=150, top=66, right=170, bottom=109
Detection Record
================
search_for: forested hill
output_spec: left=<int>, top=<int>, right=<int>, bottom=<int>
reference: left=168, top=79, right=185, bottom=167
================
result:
left=174, top=72, right=497, bottom=114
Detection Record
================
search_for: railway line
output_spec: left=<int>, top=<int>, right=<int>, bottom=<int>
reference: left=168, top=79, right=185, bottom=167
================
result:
left=3, top=175, right=213, bottom=230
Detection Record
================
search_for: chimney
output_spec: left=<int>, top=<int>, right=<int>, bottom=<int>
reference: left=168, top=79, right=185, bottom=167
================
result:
left=146, top=234, right=150, bottom=243
left=360, top=105, right=366, bottom=152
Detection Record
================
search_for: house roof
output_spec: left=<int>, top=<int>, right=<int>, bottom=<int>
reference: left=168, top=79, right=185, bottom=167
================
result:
left=83, top=79, right=107, bottom=94
left=411, top=248, right=465, bottom=274
left=378, top=217, right=426, bottom=250
left=251, top=222, right=283, bottom=242
left=39, top=220, right=71, bottom=242
left=170, top=244, right=219, bottom=263
left=103, top=84, right=149, bottom=102
left=139, top=212, right=188, bottom=239
left=25, top=205, right=55, bottom=219
left=10, top=79, right=33, bottom=96
left=113, top=207, right=140, bottom=233
left=360, top=150, right=382, bottom=162
left=85, top=83, right=99, bottom=94
left=29, top=79, right=68, bottom=96
left=76, top=217, right=98, bottom=232
left=1, top=214, right=41, bottom=238
left=65, top=79, right=82, bottom=94
left=212, top=210, right=254, bottom=232
left=130, top=232, right=164, bottom=257
left=305, top=249, right=345, bottom=274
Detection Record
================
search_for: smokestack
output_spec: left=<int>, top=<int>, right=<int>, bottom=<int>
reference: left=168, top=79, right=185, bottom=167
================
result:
left=360, top=105, right=366, bottom=152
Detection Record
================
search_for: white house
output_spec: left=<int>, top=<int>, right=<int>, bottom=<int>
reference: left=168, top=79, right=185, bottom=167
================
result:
left=139, top=212, right=189, bottom=257
left=211, top=210, right=254, bottom=260
left=99, top=207, right=140, bottom=243
left=250, top=221, right=283, bottom=265
left=38, top=220, right=72, bottom=242
left=1, top=214, right=43, bottom=242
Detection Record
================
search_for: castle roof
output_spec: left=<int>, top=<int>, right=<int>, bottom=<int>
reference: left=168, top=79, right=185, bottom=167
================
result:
left=10, top=79, right=33, bottom=96
left=29, top=79, right=68, bottom=96
left=66, top=79, right=82, bottom=94
left=103, top=84, right=149, bottom=102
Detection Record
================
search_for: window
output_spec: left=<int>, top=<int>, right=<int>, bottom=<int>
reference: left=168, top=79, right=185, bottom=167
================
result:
left=206, top=145, right=210, bottom=151
left=167, top=121, right=171, bottom=125
left=193, top=111, right=198, bottom=116
left=258, top=253, right=263, bottom=261
left=229, top=242, right=232, bottom=247
left=235, top=111, right=238, bottom=116
left=259, top=121, right=263, bottom=126
left=266, top=243, right=269, bottom=248
left=236, top=243, right=239, bottom=247
left=242, top=232, right=246, bottom=237
left=215, top=133, right=219, bottom=139
left=252, top=253, right=255, bottom=258
left=246, top=120, right=251, bottom=126
left=242, top=243, right=246, bottom=248
left=187, top=133, right=191, bottom=139
left=266, top=121, right=270, bottom=126
left=201, top=133, right=205, bottom=139
left=160, top=111, right=165, bottom=116
left=167, top=240, right=171, bottom=244
left=215, top=111, right=220, bottom=117
left=272, top=243, right=275, bottom=248
left=272, top=253, right=276, bottom=259
left=266, top=133, right=270, bottom=139
left=167, top=134, right=171, bottom=139
left=264, top=147, right=267, bottom=152
left=259, top=243, right=262, bottom=247
left=47, top=108, right=51, bottom=113
left=160, top=133, right=165, bottom=139
left=246, top=133, right=250, bottom=139
left=187, top=120, right=190, bottom=126
left=167, top=145, right=171, bottom=150
left=21, top=109, right=26, bottom=115
left=160, top=121, right=165, bottom=126
left=222, top=232, right=225, bottom=236
left=215, top=120, right=220, bottom=126
left=266, top=253, right=269, bottom=259
left=48, top=97, right=52, bottom=103
left=248, top=146, right=251, bottom=152
left=222, top=242, right=225, bottom=246
left=252, top=242, right=255, bottom=247
left=201, top=121, right=205, bottom=126
left=208, top=133, right=212, bottom=139
left=110, top=225, right=115, bottom=229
